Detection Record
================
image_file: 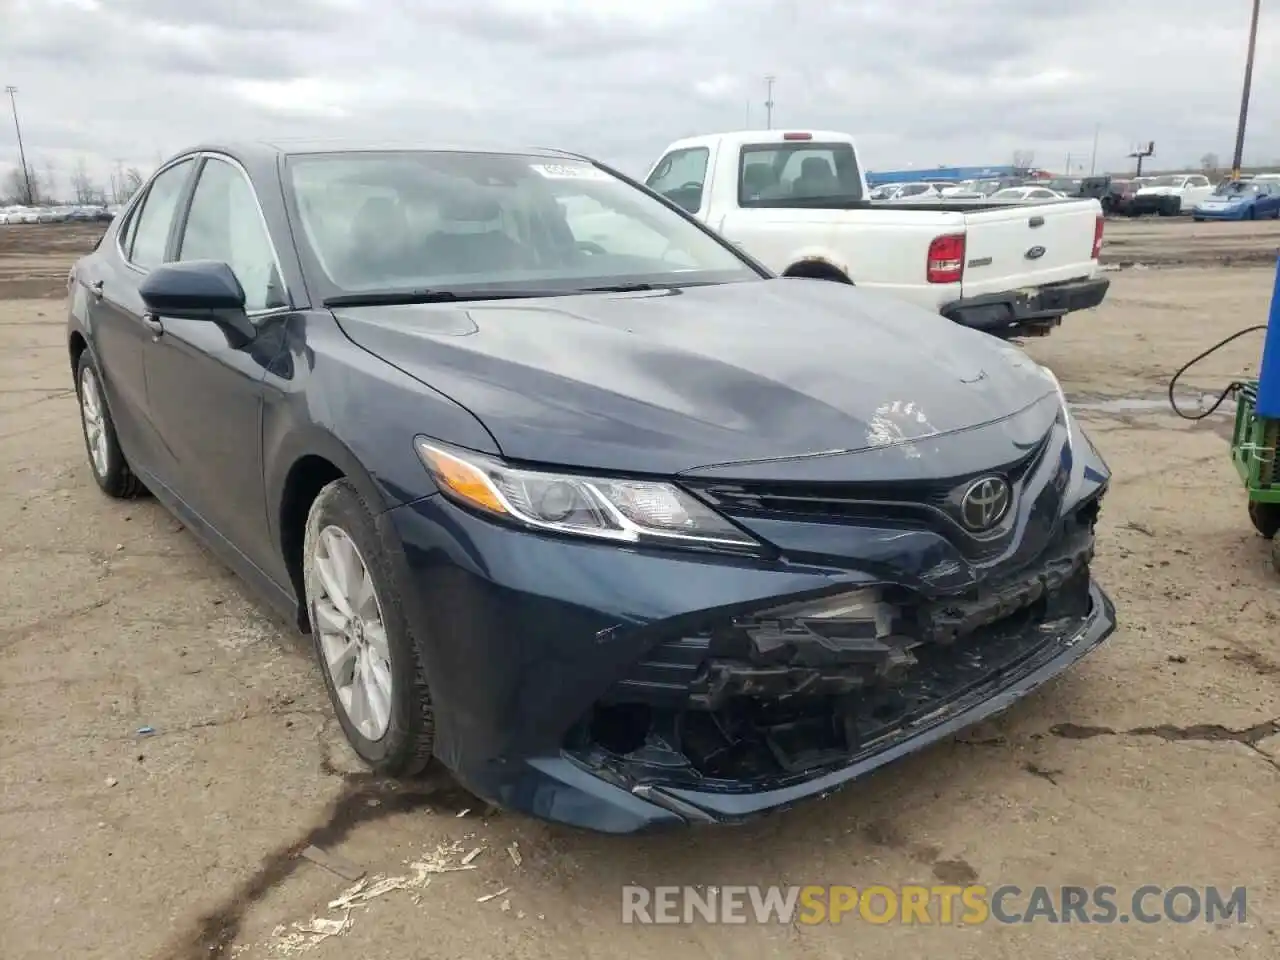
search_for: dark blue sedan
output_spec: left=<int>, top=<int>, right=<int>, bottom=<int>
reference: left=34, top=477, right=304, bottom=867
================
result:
left=66, top=141, right=1116, bottom=833
left=1192, top=179, right=1280, bottom=220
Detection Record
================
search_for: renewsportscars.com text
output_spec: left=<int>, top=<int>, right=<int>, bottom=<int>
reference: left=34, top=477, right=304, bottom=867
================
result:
left=621, top=884, right=1247, bottom=925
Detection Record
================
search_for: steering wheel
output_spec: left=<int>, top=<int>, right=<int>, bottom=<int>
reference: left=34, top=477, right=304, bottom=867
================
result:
left=577, top=241, right=608, bottom=256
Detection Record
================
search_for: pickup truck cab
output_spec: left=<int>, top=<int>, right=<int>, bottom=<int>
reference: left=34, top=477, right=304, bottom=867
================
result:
left=642, top=130, right=1109, bottom=338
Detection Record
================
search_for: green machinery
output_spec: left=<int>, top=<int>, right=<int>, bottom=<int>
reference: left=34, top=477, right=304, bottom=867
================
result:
left=1231, top=381, right=1280, bottom=570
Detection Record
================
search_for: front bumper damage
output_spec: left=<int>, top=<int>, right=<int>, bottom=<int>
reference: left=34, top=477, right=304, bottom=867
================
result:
left=381, top=398, right=1116, bottom=833
left=566, top=519, right=1112, bottom=824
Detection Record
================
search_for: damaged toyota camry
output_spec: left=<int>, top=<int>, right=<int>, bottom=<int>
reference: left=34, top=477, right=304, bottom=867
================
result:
left=66, top=141, right=1116, bottom=833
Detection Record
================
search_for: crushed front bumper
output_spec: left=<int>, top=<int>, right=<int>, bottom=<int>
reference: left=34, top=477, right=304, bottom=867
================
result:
left=603, top=579, right=1114, bottom=824
left=941, top=275, right=1110, bottom=337
left=381, top=463, right=1116, bottom=833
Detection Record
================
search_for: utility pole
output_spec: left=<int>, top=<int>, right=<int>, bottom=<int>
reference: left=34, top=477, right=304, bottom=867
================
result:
left=1089, top=123, right=1100, bottom=175
left=764, top=75, right=776, bottom=130
left=1230, top=0, right=1262, bottom=179
left=1064, top=153, right=1072, bottom=175
left=5, top=85, right=34, bottom=205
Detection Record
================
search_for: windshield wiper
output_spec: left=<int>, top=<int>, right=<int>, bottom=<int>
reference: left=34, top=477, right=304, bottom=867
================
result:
left=577, top=282, right=665, bottom=293
left=323, top=289, right=570, bottom=308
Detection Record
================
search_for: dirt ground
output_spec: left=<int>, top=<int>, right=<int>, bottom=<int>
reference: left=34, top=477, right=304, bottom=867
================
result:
left=1, top=221, right=1277, bottom=960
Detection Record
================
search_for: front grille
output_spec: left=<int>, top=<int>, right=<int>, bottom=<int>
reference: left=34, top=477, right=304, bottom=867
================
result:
left=684, top=428, right=1059, bottom=562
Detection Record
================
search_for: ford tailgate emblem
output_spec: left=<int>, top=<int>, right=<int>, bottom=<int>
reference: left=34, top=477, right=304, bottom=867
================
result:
left=1025, top=245, right=1046, bottom=260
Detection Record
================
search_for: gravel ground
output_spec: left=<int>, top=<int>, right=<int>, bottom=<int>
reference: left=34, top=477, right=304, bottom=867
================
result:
left=1, top=221, right=1276, bottom=960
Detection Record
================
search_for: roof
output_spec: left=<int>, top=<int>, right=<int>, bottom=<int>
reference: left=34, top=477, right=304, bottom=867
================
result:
left=170, top=139, right=585, bottom=163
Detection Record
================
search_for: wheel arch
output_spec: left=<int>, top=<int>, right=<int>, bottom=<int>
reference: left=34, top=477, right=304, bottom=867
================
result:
left=782, top=257, right=854, bottom=283
left=271, top=429, right=392, bottom=632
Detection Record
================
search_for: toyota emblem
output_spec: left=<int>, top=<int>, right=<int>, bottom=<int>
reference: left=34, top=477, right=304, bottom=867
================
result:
left=959, top=476, right=1011, bottom=531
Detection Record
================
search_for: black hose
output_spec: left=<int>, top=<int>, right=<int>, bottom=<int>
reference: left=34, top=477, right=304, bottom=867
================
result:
left=1167, top=325, right=1268, bottom=420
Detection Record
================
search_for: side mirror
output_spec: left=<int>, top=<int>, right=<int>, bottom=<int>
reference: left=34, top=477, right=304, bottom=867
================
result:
left=138, top=260, right=257, bottom=344
left=139, top=260, right=246, bottom=318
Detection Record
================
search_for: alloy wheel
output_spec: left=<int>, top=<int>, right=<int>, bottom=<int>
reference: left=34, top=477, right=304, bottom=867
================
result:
left=79, top=366, right=110, bottom=479
left=310, top=524, right=394, bottom=740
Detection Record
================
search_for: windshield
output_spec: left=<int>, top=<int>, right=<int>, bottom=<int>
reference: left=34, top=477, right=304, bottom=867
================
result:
left=1213, top=180, right=1254, bottom=196
left=1147, top=176, right=1186, bottom=188
left=286, top=151, right=759, bottom=299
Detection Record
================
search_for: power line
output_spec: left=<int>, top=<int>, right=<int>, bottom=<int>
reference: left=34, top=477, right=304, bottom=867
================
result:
left=1231, top=0, right=1262, bottom=179
left=4, top=85, right=34, bottom=204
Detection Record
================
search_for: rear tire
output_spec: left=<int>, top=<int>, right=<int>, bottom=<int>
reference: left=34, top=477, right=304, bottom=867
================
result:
left=75, top=351, right=146, bottom=499
left=303, top=478, right=435, bottom=777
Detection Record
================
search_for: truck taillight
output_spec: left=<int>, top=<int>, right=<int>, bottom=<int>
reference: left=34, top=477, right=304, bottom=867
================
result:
left=926, top=234, right=965, bottom=283
left=1092, top=214, right=1104, bottom=259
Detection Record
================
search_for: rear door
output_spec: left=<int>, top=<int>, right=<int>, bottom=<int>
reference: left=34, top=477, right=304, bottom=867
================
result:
left=956, top=199, right=1101, bottom=299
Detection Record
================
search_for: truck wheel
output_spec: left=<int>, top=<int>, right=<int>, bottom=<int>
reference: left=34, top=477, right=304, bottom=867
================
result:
left=1248, top=500, right=1280, bottom=539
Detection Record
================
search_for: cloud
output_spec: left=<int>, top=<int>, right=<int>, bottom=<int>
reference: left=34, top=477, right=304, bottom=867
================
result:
left=1, top=0, right=1276, bottom=197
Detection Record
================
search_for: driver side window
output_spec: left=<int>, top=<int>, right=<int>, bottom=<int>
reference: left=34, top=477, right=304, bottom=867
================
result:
left=177, top=157, right=285, bottom=313
left=644, top=147, right=709, bottom=214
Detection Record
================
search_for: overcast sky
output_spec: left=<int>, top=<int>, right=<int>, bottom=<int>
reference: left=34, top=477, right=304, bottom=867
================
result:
left=2, top=0, right=1277, bottom=197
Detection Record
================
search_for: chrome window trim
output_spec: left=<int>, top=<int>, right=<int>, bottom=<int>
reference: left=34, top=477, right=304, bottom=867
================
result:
left=116, top=150, right=293, bottom=317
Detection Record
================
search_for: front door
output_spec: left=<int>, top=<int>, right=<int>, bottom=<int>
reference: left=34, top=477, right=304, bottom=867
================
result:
left=141, top=155, right=292, bottom=573
left=86, top=157, right=196, bottom=470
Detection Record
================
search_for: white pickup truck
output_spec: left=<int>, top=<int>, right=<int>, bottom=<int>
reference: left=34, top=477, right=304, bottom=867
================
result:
left=640, top=130, right=1109, bottom=338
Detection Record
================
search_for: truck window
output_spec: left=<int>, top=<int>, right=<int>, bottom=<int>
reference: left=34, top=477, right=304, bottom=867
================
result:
left=644, top=147, right=710, bottom=214
left=738, top=142, right=863, bottom=206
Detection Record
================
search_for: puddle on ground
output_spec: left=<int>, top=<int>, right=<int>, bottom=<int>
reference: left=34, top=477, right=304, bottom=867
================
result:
left=1068, top=393, right=1232, bottom=416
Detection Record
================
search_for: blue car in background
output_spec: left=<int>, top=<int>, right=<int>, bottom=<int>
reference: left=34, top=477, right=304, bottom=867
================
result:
left=1192, top=180, right=1280, bottom=221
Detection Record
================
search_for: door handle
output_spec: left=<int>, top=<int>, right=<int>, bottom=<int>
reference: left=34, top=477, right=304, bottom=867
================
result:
left=142, top=314, right=165, bottom=340
left=89, top=279, right=105, bottom=300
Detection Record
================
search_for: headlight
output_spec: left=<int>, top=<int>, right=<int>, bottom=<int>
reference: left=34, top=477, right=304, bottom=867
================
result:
left=414, top=439, right=763, bottom=553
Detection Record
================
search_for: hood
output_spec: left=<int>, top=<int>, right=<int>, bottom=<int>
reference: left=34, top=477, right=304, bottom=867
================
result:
left=331, top=278, right=1058, bottom=478
left=1136, top=185, right=1177, bottom=196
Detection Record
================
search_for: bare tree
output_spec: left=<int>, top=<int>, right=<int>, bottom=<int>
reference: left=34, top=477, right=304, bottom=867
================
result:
left=3, top=165, right=42, bottom=204
left=1200, top=152, right=1220, bottom=172
left=120, top=166, right=145, bottom=203
left=41, top=156, right=59, bottom=203
left=1012, top=149, right=1036, bottom=172
left=70, top=157, right=96, bottom=203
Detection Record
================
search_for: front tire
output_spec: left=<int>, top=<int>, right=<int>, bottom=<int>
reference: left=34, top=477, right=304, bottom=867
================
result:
left=303, top=479, right=435, bottom=776
left=75, top=351, right=145, bottom=498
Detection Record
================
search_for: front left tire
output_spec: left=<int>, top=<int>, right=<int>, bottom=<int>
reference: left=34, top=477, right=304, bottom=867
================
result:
left=75, top=350, right=145, bottom=498
left=303, top=478, right=435, bottom=776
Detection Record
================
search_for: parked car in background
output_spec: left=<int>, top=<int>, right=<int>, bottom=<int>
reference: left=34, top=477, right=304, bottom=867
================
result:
left=1129, top=174, right=1213, bottom=216
left=1192, top=179, right=1280, bottom=221
left=67, top=139, right=1117, bottom=832
left=1039, top=178, right=1083, bottom=196
left=646, top=129, right=1108, bottom=338
left=872, top=181, right=946, bottom=202
left=1080, top=177, right=1140, bottom=216
left=989, top=186, right=1067, bottom=203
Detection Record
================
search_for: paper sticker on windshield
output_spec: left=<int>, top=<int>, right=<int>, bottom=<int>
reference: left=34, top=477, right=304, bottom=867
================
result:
left=530, top=163, right=610, bottom=180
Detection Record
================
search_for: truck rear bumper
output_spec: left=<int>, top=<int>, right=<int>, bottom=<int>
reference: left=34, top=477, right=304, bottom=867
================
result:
left=940, top=275, right=1110, bottom=338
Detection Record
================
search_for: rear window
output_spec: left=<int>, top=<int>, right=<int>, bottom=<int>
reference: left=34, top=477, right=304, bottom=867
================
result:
left=738, top=142, right=863, bottom=207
